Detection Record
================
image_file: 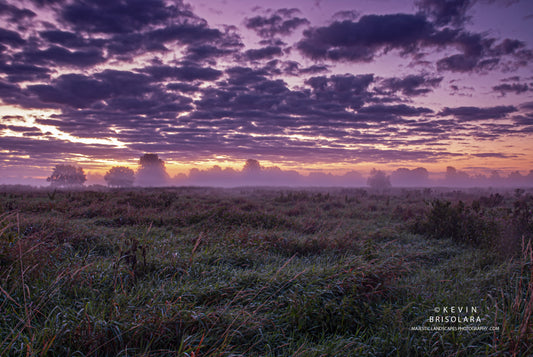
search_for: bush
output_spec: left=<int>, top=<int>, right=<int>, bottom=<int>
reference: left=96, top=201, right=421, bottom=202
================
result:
left=512, top=196, right=533, bottom=237
left=412, top=199, right=499, bottom=247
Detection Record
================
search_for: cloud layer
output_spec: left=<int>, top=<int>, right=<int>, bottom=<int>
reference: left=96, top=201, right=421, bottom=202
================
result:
left=0, top=0, right=532, bottom=180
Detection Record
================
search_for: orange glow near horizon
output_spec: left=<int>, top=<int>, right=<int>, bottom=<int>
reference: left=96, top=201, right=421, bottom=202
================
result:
left=78, top=156, right=533, bottom=179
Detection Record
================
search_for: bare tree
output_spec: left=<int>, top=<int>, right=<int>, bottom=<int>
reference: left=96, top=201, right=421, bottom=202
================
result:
left=47, top=164, right=86, bottom=187
left=104, top=166, right=135, bottom=187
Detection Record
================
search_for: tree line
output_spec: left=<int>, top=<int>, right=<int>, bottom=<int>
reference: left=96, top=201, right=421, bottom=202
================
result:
left=46, top=155, right=533, bottom=188
left=47, top=154, right=167, bottom=188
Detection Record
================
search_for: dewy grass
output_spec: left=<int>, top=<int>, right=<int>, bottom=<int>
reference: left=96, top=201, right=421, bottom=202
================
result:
left=0, top=187, right=532, bottom=355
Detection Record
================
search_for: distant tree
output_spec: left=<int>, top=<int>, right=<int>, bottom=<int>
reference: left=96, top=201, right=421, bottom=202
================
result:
left=104, top=166, right=135, bottom=187
left=243, top=159, right=261, bottom=173
left=445, top=166, right=470, bottom=186
left=489, top=170, right=503, bottom=185
left=136, top=153, right=169, bottom=186
left=391, top=167, right=429, bottom=186
left=47, top=164, right=86, bottom=187
left=508, top=171, right=523, bottom=181
left=139, top=154, right=164, bottom=169
left=367, top=169, right=391, bottom=190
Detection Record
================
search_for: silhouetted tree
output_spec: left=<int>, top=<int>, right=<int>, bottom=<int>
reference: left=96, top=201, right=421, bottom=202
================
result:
left=445, top=166, right=470, bottom=186
left=367, top=169, right=391, bottom=191
left=47, top=164, right=86, bottom=187
left=391, top=167, right=429, bottom=186
left=243, top=159, right=261, bottom=173
left=136, top=153, right=169, bottom=186
left=104, top=166, right=135, bottom=187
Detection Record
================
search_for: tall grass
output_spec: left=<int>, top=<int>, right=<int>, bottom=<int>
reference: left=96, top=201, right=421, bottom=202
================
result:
left=0, top=187, right=531, bottom=355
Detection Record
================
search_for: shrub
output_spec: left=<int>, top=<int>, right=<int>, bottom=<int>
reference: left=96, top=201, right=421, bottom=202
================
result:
left=512, top=196, right=533, bottom=237
left=412, top=199, right=500, bottom=247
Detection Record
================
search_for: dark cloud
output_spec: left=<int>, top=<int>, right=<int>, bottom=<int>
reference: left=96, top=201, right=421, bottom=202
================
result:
left=501, top=75, right=521, bottom=82
left=244, top=46, right=283, bottom=61
left=297, top=14, right=433, bottom=62
left=379, top=74, right=443, bottom=95
left=438, top=105, right=517, bottom=120
left=20, top=46, right=105, bottom=67
left=280, top=61, right=328, bottom=76
left=28, top=74, right=112, bottom=108
left=29, top=0, right=66, bottom=6
left=40, top=30, right=81, bottom=46
left=1, top=115, right=23, bottom=120
left=433, top=31, right=502, bottom=72
left=0, top=63, right=49, bottom=82
left=0, top=135, right=133, bottom=162
left=26, top=69, right=161, bottom=110
left=0, top=27, right=26, bottom=47
left=299, top=64, right=329, bottom=74
left=493, top=83, right=529, bottom=95
left=184, top=44, right=238, bottom=62
left=61, top=0, right=195, bottom=34
left=280, top=60, right=299, bottom=75
left=512, top=112, right=533, bottom=126
left=244, top=8, right=309, bottom=38
left=98, top=21, right=241, bottom=59
left=146, top=23, right=221, bottom=46
left=297, top=13, right=530, bottom=73
left=102, top=20, right=238, bottom=58
left=0, top=1, right=36, bottom=22
left=39, top=30, right=105, bottom=49
left=166, top=82, right=200, bottom=93
left=179, top=68, right=381, bottom=144
left=306, top=73, right=374, bottom=108
left=6, top=125, right=41, bottom=133
left=104, top=93, right=192, bottom=117
left=415, top=0, right=473, bottom=27
left=492, top=38, right=525, bottom=55
left=0, top=79, right=23, bottom=103
left=436, top=53, right=480, bottom=72
left=358, top=104, right=433, bottom=117
left=105, top=33, right=155, bottom=55
left=436, top=54, right=499, bottom=72
left=520, top=102, right=533, bottom=111
left=139, top=64, right=223, bottom=81
left=225, top=66, right=269, bottom=86
left=93, top=70, right=153, bottom=96
left=472, top=152, right=516, bottom=158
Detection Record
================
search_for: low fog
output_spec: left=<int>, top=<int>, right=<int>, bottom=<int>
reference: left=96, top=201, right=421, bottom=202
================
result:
left=173, top=162, right=533, bottom=188
left=14, top=156, right=533, bottom=189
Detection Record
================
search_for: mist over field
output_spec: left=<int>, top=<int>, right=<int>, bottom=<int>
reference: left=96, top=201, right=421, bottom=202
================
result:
left=6, top=159, right=533, bottom=189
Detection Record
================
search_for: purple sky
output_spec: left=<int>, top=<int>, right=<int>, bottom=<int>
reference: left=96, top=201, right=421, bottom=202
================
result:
left=0, top=0, right=532, bottom=184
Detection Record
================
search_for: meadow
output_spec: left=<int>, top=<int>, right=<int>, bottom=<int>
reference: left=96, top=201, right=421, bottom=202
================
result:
left=0, top=186, right=531, bottom=356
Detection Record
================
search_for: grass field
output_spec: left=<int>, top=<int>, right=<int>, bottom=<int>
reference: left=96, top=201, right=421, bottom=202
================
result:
left=0, top=186, right=532, bottom=356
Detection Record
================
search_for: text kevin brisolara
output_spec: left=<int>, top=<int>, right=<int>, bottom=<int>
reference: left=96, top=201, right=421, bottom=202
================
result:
left=429, top=306, right=482, bottom=323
